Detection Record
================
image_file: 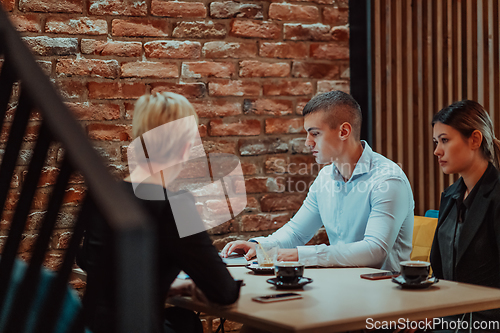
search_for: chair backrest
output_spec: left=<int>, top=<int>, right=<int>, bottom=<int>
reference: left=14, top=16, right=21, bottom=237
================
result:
left=424, top=209, right=439, bottom=218
left=0, top=7, right=156, bottom=333
left=410, top=216, right=438, bottom=262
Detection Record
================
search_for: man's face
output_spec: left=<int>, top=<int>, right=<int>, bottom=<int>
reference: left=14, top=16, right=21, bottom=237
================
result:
left=304, top=111, right=341, bottom=164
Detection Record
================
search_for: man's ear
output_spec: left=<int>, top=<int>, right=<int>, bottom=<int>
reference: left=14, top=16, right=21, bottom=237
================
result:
left=339, top=122, right=352, bottom=141
left=469, top=129, right=483, bottom=150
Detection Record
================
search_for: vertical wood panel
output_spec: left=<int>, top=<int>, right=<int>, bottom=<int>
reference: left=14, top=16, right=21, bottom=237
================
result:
left=371, top=0, right=500, bottom=215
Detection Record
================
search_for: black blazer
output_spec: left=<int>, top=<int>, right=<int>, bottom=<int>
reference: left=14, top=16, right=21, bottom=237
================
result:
left=430, top=163, right=500, bottom=321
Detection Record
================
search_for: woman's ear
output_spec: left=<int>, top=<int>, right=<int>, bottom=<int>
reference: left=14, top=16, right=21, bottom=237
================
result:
left=470, top=130, right=483, bottom=150
left=339, top=122, right=352, bottom=141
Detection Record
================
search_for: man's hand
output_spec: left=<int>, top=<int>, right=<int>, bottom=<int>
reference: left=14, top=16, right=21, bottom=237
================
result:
left=167, top=278, right=195, bottom=298
left=277, top=249, right=299, bottom=262
left=220, top=240, right=257, bottom=261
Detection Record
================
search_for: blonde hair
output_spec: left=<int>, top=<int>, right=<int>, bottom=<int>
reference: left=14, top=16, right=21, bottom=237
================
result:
left=132, top=92, right=199, bottom=165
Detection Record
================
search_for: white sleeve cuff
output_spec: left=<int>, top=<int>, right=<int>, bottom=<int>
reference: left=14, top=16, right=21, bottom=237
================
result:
left=297, top=246, right=319, bottom=266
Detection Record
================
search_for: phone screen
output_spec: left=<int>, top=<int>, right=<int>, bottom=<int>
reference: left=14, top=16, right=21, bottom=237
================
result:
left=360, top=271, right=400, bottom=280
left=252, top=293, right=303, bottom=303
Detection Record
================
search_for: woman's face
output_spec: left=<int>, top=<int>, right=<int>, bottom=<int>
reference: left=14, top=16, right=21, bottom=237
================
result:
left=433, top=122, right=476, bottom=175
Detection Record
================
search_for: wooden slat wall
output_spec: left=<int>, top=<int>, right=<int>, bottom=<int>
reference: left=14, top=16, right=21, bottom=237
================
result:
left=371, top=0, right=500, bottom=215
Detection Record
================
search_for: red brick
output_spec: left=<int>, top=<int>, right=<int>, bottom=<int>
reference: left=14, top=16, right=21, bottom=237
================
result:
left=199, top=124, right=207, bottom=137
left=284, top=23, right=332, bottom=41
left=263, top=80, right=313, bottom=96
left=292, top=61, right=339, bottom=79
left=177, top=160, right=210, bottom=179
left=150, top=82, right=206, bottom=98
left=23, top=36, right=78, bottom=56
left=124, top=103, right=134, bottom=120
left=284, top=175, right=315, bottom=193
left=63, top=186, right=86, bottom=206
left=230, top=20, right=280, bottom=39
left=88, top=82, right=146, bottom=100
left=290, top=137, right=310, bottom=154
left=45, top=17, right=107, bottom=35
left=191, top=100, right=241, bottom=117
left=203, top=140, right=237, bottom=154
left=243, top=99, right=293, bottom=116
left=89, top=0, right=147, bottom=16
left=260, top=193, right=305, bottom=212
left=121, top=62, right=178, bottom=78
left=182, top=61, right=234, bottom=78
left=340, top=66, right=349, bottom=79
left=317, top=80, right=350, bottom=94
left=239, top=137, right=288, bottom=156
left=209, top=80, right=260, bottom=96
left=206, top=219, right=236, bottom=235
left=202, top=41, right=257, bottom=59
left=9, top=14, right=42, bottom=32
left=94, top=145, right=122, bottom=162
left=331, top=24, right=349, bottom=41
left=306, top=227, right=329, bottom=245
left=241, top=213, right=289, bottom=232
left=25, top=166, right=59, bottom=187
left=310, top=42, right=348, bottom=60
left=1, top=0, right=14, bottom=11
left=112, top=19, right=168, bottom=37
left=265, top=155, right=288, bottom=174
left=269, top=3, right=320, bottom=22
left=56, top=59, right=119, bottom=78
left=266, top=118, right=305, bottom=134
left=152, top=0, right=206, bottom=18
left=19, top=0, right=82, bottom=13
left=81, top=39, right=142, bottom=57
left=239, top=60, right=289, bottom=78
left=87, top=123, right=131, bottom=141
left=210, top=2, right=263, bottom=19
left=66, top=102, right=120, bottom=120
left=0, top=124, right=39, bottom=143
left=235, top=177, right=281, bottom=193
left=37, top=60, right=52, bottom=75
left=259, top=42, right=308, bottom=59
left=145, top=41, right=201, bottom=59
left=56, top=80, right=86, bottom=99
left=209, top=119, right=260, bottom=136
left=323, top=6, right=349, bottom=25
left=296, top=98, right=309, bottom=115
left=241, top=161, right=258, bottom=175
left=172, top=21, right=226, bottom=39
left=288, top=155, right=317, bottom=174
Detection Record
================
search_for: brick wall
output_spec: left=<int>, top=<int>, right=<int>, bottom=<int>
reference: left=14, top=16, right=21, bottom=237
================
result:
left=1, top=0, right=348, bottom=331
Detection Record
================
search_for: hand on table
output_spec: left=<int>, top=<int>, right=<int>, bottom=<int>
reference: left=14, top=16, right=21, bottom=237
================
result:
left=277, top=249, right=299, bottom=262
left=167, top=278, right=209, bottom=304
left=220, top=240, right=257, bottom=261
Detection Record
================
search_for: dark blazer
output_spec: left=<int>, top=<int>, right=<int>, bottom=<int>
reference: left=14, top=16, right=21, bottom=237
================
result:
left=430, top=163, right=500, bottom=321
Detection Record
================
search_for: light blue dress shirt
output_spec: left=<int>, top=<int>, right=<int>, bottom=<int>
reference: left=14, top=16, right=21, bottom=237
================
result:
left=253, top=141, right=414, bottom=271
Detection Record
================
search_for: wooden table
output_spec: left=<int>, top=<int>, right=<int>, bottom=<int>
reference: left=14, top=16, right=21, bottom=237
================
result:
left=168, top=267, right=500, bottom=333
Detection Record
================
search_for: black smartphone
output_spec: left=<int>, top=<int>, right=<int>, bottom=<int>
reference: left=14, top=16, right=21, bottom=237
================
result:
left=360, top=271, right=400, bottom=280
left=252, top=292, right=303, bottom=303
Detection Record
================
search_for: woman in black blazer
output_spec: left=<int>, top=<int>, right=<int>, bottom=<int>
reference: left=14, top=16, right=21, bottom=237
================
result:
left=431, top=100, right=500, bottom=326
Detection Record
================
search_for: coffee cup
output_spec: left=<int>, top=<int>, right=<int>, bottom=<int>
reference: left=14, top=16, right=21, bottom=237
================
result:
left=400, top=260, right=430, bottom=284
left=275, top=262, right=304, bottom=283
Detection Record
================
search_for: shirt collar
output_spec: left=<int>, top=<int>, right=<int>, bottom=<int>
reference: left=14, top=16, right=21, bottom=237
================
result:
left=331, top=141, right=371, bottom=181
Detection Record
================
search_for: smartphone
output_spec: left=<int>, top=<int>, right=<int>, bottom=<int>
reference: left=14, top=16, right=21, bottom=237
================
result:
left=360, top=271, right=400, bottom=280
left=252, top=292, right=303, bottom=303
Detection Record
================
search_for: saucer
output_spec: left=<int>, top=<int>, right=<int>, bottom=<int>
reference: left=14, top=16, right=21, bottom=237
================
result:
left=245, top=263, right=274, bottom=275
left=391, top=275, right=438, bottom=289
left=266, top=277, right=313, bottom=289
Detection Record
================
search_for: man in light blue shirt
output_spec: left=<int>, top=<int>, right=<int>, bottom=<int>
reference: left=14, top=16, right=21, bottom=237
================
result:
left=221, top=91, right=414, bottom=271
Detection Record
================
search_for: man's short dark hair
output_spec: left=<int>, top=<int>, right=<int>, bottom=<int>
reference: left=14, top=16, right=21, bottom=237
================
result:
left=302, top=91, right=362, bottom=140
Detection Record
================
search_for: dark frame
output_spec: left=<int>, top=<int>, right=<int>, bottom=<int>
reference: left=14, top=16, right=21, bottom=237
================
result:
left=349, top=0, right=373, bottom=145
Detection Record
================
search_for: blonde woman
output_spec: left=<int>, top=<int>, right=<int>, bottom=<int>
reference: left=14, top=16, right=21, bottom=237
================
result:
left=78, top=92, right=240, bottom=333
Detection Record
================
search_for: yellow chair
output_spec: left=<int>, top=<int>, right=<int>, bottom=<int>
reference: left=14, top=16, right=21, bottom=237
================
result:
left=410, top=216, right=438, bottom=262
